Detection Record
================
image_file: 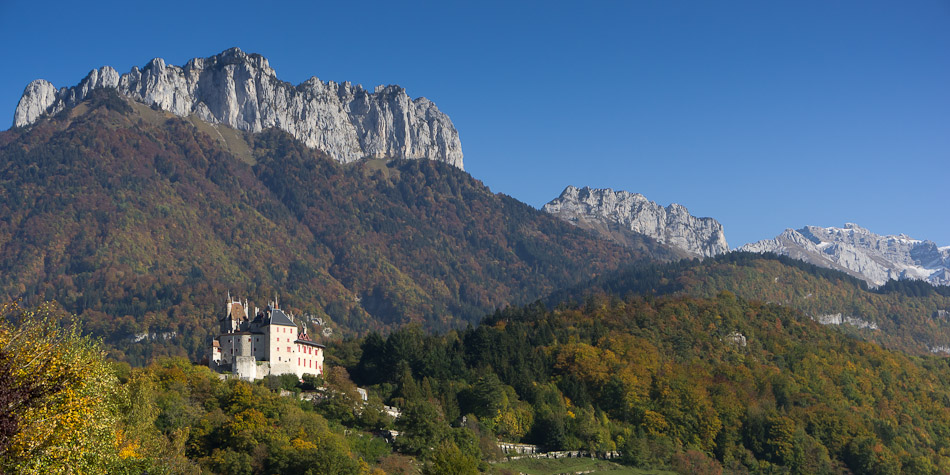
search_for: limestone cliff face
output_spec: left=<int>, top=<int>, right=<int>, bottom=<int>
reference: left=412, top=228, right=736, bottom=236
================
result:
left=13, top=48, right=463, bottom=169
left=543, top=186, right=729, bottom=258
left=740, top=223, right=950, bottom=287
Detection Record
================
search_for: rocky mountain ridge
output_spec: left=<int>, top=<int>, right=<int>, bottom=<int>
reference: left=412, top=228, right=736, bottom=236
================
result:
left=740, top=223, right=950, bottom=287
left=13, top=47, right=463, bottom=168
left=543, top=185, right=729, bottom=258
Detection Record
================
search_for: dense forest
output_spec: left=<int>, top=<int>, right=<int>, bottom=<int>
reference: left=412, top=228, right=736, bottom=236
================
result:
left=327, top=291, right=950, bottom=473
left=6, top=289, right=950, bottom=474
left=0, top=90, right=673, bottom=364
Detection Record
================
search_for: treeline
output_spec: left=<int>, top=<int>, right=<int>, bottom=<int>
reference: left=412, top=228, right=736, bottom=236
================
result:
left=547, top=252, right=871, bottom=304
left=876, top=278, right=950, bottom=298
left=330, top=291, right=950, bottom=474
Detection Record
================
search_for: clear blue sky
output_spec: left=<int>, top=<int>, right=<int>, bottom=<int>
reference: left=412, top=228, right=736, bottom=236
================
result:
left=2, top=0, right=948, bottom=247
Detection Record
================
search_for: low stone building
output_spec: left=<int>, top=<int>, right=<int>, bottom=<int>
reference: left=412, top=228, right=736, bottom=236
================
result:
left=210, top=295, right=325, bottom=381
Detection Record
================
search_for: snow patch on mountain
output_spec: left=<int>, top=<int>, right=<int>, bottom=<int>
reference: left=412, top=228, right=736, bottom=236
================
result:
left=740, top=223, right=950, bottom=287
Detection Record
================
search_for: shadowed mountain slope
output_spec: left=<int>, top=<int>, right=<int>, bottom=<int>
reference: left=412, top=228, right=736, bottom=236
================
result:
left=0, top=90, right=675, bottom=363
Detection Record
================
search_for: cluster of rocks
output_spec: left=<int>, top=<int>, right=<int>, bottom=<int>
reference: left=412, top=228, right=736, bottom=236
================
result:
left=543, top=186, right=729, bottom=258
left=14, top=47, right=463, bottom=169
left=722, top=331, right=748, bottom=347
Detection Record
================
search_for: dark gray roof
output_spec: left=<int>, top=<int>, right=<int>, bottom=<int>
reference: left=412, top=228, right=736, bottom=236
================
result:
left=268, top=308, right=296, bottom=327
left=295, top=339, right=326, bottom=348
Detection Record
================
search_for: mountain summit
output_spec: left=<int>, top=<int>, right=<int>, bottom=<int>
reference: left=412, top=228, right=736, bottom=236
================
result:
left=543, top=185, right=729, bottom=258
left=740, top=223, right=950, bottom=287
left=13, top=47, right=463, bottom=168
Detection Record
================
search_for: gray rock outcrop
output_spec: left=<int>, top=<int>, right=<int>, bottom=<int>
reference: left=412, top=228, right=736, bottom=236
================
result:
left=13, top=48, right=463, bottom=169
left=740, top=223, right=950, bottom=287
left=543, top=186, right=729, bottom=258
left=813, top=313, right=879, bottom=330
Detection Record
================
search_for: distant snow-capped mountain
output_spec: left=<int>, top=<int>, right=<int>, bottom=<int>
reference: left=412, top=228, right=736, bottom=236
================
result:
left=740, top=223, right=950, bottom=287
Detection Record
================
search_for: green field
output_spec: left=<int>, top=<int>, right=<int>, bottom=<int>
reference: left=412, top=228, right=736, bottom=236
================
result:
left=489, top=457, right=675, bottom=475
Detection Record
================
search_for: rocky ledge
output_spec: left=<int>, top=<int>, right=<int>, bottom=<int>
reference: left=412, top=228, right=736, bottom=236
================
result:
left=14, top=48, right=463, bottom=169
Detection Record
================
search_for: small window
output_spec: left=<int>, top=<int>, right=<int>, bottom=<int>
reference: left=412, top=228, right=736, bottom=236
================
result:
left=287, top=346, right=291, bottom=353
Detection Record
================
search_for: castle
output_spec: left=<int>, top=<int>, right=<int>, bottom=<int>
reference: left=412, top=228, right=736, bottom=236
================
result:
left=209, top=295, right=325, bottom=381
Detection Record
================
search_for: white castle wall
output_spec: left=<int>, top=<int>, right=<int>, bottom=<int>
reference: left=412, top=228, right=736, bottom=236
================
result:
left=233, top=356, right=258, bottom=381
left=268, top=324, right=297, bottom=376
left=295, top=343, right=324, bottom=378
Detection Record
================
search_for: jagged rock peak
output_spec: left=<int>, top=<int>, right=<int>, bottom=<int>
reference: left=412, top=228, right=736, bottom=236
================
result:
left=13, top=47, right=464, bottom=169
left=543, top=185, right=729, bottom=258
left=740, top=224, right=950, bottom=287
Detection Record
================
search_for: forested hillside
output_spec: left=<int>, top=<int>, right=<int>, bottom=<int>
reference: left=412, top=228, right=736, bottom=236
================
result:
left=9, top=290, right=950, bottom=473
left=548, top=252, right=950, bottom=356
left=0, top=90, right=674, bottom=364
left=332, top=291, right=950, bottom=474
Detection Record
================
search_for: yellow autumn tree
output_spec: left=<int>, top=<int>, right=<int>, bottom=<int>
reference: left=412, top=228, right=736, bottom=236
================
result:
left=0, top=302, right=139, bottom=474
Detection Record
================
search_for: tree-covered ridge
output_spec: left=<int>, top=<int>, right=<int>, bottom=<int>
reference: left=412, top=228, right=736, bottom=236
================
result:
left=339, top=292, right=950, bottom=474
left=548, top=252, right=950, bottom=355
left=0, top=90, right=670, bottom=364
